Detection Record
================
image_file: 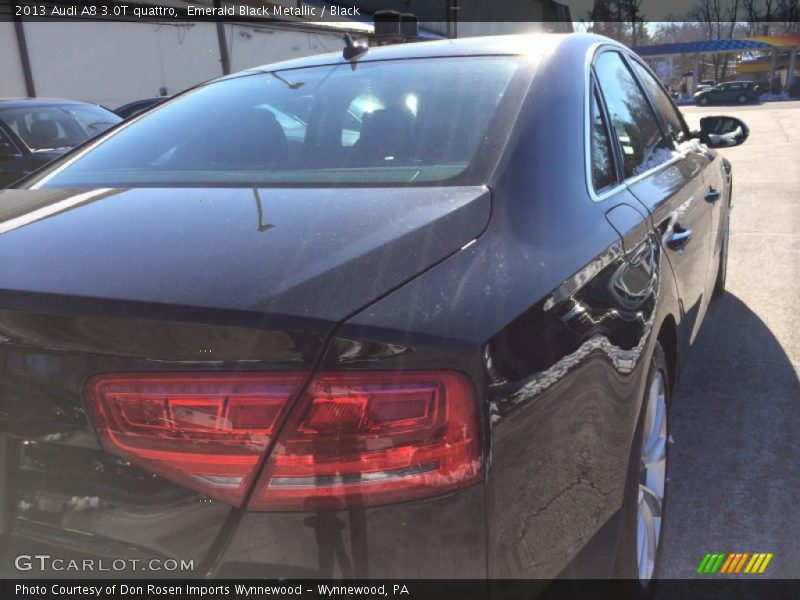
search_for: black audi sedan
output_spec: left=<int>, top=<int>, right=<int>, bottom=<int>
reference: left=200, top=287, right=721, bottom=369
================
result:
left=0, top=33, right=747, bottom=587
left=0, top=98, right=121, bottom=188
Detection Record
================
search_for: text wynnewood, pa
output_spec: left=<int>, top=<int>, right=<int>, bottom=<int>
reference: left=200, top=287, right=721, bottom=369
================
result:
left=16, top=583, right=412, bottom=597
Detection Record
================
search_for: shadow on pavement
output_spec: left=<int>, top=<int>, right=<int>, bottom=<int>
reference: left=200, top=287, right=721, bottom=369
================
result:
left=657, top=291, right=800, bottom=595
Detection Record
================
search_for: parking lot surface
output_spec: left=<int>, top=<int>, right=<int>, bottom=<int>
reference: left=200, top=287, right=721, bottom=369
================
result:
left=659, top=100, right=800, bottom=579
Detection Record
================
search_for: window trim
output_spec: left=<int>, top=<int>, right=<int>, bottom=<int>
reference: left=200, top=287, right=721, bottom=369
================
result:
left=584, top=44, right=687, bottom=203
left=584, top=44, right=627, bottom=202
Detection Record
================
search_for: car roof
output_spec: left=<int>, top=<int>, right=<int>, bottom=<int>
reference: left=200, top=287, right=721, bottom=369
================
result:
left=0, top=98, right=102, bottom=109
left=238, top=32, right=609, bottom=76
left=115, top=97, right=166, bottom=110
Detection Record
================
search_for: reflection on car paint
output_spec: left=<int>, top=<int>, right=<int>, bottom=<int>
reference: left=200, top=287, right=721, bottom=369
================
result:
left=491, top=233, right=659, bottom=419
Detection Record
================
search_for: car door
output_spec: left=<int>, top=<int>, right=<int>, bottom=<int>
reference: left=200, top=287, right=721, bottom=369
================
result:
left=483, top=72, right=663, bottom=583
left=630, top=59, right=728, bottom=309
left=595, top=50, right=714, bottom=347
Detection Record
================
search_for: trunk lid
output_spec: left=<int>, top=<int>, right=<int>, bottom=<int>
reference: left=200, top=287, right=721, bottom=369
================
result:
left=0, top=186, right=488, bottom=325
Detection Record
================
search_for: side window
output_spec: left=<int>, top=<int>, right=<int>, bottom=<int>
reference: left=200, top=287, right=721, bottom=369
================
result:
left=594, top=51, right=671, bottom=179
left=629, top=60, right=688, bottom=144
left=590, top=86, right=617, bottom=191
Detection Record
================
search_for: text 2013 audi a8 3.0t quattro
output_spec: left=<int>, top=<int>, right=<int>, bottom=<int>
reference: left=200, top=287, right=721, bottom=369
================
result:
left=0, top=33, right=747, bottom=586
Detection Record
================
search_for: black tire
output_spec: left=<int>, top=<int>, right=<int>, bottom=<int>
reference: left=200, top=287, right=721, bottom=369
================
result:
left=613, top=343, right=670, bottom=598
left=712, top=208, right=730, bottom=299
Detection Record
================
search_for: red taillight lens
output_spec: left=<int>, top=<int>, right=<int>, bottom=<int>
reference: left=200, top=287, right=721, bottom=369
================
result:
left=85, top=372, right=308, bottom=506
left=248, top=371, right=482, bottom=511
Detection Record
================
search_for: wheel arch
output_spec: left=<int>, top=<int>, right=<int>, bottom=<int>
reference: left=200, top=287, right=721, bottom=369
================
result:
left=656, top=313, right=678, bottom=394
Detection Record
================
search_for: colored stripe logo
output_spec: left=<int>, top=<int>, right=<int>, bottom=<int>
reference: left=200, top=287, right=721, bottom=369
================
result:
left=697, top=552, right=773, bottom=574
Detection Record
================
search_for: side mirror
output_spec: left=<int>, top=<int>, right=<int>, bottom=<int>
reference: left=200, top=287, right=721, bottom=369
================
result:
left=698, top=116, right=749, bottom=148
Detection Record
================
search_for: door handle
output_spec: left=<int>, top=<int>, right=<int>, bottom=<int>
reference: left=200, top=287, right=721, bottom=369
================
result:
left=667, top=226, right=692, bottom=252
left=705, top=188, right=721, bottom=202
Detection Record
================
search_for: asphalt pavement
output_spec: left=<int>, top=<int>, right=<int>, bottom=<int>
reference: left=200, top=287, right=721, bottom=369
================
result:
left=658, top=100, right=800, bottom=579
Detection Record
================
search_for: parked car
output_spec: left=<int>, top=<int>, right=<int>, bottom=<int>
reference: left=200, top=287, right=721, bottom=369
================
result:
left=0, top=33, right=747, bottom=587
left=0, top=98, right=121, bottom=187
left=114, top=97, right=168, bottom=119
left=694, top=81, right=760, bottom=105
left=790, top=78, right=800, bottom=98
left=693, top=79, right=716, bottom=94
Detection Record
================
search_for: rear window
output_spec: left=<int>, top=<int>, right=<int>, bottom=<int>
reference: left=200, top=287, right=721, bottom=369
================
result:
left=34, top=57, right=525, bottom=188
left=0, top=104, right=121, bottom=151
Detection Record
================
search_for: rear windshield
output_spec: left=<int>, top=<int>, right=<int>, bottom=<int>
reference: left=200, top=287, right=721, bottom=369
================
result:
left=0, top=105, right=121, bottom=151
left=33, top=57, right=526, bottom=188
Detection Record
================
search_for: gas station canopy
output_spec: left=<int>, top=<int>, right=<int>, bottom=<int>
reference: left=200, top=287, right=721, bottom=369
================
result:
left=633, top=34, right=800, bottom=57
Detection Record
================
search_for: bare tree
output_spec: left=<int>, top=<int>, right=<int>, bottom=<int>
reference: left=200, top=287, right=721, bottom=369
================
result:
left=586, top=0, right=649, bottom=47
left=689, top=0, right=741, bottom=81
left=773, top=0, right=799, bottom=32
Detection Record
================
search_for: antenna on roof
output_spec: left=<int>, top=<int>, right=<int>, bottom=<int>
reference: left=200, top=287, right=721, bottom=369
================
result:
left=343, top=33, right=368, bottom=61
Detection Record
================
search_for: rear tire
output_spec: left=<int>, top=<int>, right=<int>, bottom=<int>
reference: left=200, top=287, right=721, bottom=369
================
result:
left=614, top=343, right=670, bottom=597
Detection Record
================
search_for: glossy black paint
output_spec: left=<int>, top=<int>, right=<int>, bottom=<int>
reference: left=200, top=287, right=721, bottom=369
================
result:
left=0, top=33, right=734, bottom=580
left=0, top=186, right=489, bottom=327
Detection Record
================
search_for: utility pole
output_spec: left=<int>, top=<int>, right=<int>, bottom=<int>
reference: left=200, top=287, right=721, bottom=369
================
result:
left=214, top=0, right=231, bottom=75
left=13, top=17, right=36, bottom=97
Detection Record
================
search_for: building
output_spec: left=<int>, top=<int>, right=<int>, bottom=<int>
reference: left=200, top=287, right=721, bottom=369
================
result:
left=2, top=0, right=573, bottom=108
left=1, top=0, right=372, bottom=108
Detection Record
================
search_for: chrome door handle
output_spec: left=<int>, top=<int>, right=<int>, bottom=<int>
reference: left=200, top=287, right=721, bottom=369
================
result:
left=705, top=188, right=721, bottom=202
left=667, top=226, right=693, bottom=252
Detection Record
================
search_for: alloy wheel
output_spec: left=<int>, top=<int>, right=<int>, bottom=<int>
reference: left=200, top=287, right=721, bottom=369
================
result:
left=636, top=369, right=667, bottom=582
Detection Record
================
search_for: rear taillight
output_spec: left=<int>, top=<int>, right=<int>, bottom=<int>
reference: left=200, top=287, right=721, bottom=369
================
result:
left=85, top=370, right=482, bottom=510
left=85, top=372, right=308, bottom=506
left=249, top=371, right=482, bottom=510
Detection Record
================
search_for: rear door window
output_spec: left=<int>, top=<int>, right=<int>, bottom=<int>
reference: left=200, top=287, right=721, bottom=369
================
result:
left=594, top=52, right=672, bottom=179
left=629, top=60, right=688, bottom=144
